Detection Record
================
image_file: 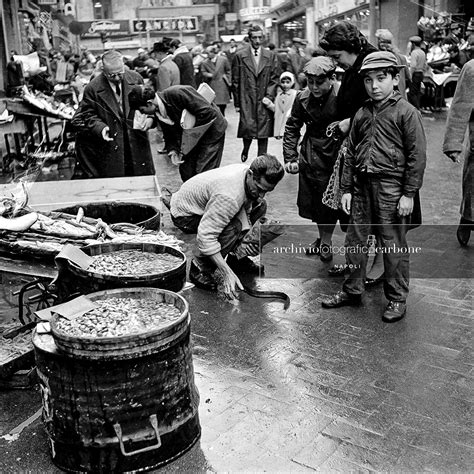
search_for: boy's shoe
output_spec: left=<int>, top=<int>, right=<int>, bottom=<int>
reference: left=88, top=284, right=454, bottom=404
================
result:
left=327, top=265, right=346, bottom=276
left=304, top=238, right=321, bottom=255
left=321, top=290, right=361, bottom=308
left=189, top=260, right=217, bottom=291
left=365, top=273, right=384, bottom=287
left=226, top=254, right=264, bottom=275
left=241, top=153, right=248, bottom=163
left=319, top=242, right=333, bottom=262
left=382, top=301, right=406, bottom=323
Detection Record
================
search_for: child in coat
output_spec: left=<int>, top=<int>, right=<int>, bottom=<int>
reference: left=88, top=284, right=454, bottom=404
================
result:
left=320, top=51, right=427, bottom=323
left=262, top=72, right=297, bottom=139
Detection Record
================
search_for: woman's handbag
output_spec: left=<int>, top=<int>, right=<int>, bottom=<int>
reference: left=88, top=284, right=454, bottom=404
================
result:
left=322, top=138, right=348, bottom=210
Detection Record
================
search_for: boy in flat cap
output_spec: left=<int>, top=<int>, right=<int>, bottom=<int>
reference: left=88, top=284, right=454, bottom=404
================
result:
left=283, top=56, right=341, bottom=261
left=321, top=51, right=427, bottom=323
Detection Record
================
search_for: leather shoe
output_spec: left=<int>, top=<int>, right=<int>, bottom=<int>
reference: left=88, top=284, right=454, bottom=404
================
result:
left=382, top=301, right=406, bottom=323
left=321, top=290, right=361, bottom=308
left=456, top=218, right=472, bottom=246
left=365, top=274, right=384, bottom=287
left=304, top=238, right=321, bottom=256
left=319, top=243, right=333, bottom=262
left=327, top=265, right=346, bottom=276
left=226, top=254, right=264, bottom=275
left=241, top=153, right=248, bottom=163
left=189, top=260, right=216, bottom=291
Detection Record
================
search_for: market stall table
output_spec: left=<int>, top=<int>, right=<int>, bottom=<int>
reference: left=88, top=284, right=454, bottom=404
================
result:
left=0, top=175, right=162, bottom=324
left=423, top=71, right=459, bottom=111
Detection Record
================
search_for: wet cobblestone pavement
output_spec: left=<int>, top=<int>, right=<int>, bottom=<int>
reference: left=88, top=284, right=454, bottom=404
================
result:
left=0, top=108, right=472, bottom=472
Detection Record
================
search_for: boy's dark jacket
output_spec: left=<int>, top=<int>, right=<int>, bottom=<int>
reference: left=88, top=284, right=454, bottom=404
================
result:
left=340, top=92, right=426, bottom=198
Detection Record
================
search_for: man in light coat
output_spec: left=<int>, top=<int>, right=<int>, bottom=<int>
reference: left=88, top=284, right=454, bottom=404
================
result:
left=443, top=59, right=474, bottom=246
left=232, top=25, right=280, bottom=162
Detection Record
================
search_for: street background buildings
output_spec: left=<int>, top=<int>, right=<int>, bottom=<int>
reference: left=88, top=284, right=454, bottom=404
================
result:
left=1, top=0, right=473, bottom=95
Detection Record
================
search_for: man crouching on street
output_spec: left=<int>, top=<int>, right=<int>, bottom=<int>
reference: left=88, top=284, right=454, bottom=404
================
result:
left=170, top=154, right=284, bottom=299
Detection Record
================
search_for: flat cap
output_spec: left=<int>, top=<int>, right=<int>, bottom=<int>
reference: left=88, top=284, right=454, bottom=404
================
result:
left=409, top=35, right=422, bottom=44
left=292, top=37, right=308, bottom=45
left=303, top=56, right=336, bottom=76
left=375, top=29, right=393, bottom=42
left=359, top=51, right=405, bottom=72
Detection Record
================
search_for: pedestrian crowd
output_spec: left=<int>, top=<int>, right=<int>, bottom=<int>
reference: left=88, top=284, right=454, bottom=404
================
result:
left=43, top=20, right=471, bottom=324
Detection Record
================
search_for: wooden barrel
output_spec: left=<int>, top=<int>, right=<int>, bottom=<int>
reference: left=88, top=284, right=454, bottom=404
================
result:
left=55, top=201, right=161, bottom=230
left=55, top=242, right=186, bottom=302
left=34, top=288, right=200, bottom=473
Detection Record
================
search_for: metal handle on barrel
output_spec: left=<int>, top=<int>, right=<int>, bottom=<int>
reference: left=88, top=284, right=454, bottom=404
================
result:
left=113, top=414, right=162, bottom=457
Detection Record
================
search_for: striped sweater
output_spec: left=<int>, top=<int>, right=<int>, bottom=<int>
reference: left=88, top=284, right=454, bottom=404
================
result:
left=170, top=164, right=250, bottom=256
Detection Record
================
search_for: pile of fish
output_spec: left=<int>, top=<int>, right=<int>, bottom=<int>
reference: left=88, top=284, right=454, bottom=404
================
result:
left=87, top=250, right=183, bottom=276
left=55, top=297, right=181, bottom=338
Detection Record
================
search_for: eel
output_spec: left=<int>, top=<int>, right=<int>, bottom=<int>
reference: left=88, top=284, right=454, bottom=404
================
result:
left=242, top=284, right=290, bottom=310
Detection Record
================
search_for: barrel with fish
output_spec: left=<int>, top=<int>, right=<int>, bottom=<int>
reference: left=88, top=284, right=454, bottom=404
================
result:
left=55, top=242, right=186, bottom=302
left=34, top=287, right=200, bottom=473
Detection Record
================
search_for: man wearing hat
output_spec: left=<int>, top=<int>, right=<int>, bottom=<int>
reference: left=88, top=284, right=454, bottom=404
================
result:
left=321, top=51, right=426, bottom=323
left=443, top=23, right=465, bottom=67
left=71, top=49, right=154, bottom=178
left=283, top=56, right=341, bottom=262
left=152, top=41, right=180, bottom=92
left=375, top=29, right=410, bottom=100
left=286, top=37, right=309, bottom=88
left=407, top=35, right=427, bottom=109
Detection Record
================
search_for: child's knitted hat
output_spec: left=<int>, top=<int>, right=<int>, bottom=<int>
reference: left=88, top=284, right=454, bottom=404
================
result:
left=279, top=71, right=295, bottom=86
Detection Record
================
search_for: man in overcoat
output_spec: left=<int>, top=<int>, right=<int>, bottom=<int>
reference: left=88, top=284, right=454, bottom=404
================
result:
left=443, top=58, right=474, bottom=246
left=71, top=49, right=154, bottom=178
left=232, top=25, right=280, bottom=162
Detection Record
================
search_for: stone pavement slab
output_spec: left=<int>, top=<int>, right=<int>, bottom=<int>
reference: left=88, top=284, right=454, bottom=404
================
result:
left=0, top=108, right=472, bottom=472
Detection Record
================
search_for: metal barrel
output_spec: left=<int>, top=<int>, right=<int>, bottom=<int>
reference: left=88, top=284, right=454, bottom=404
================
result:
left=54, top=201, right=161, bottom=230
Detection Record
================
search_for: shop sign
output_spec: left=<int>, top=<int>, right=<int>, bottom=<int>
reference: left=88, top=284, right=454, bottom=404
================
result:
left=78, top=20, right=130, bottom=37
left=316, top=0, right=368, bottom=20
left=131, top=18, right=199, bottom=33
left=239, top=7, right=270, bottom=21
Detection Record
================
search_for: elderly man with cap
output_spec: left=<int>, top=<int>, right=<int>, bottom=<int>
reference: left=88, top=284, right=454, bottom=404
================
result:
left=407, top=35, right=427, bottom=109
left=283, top=56, right=341, bottom=261
left=71, top=49, right=154, bottom=178
left=375, top=29, right=410, bottom=100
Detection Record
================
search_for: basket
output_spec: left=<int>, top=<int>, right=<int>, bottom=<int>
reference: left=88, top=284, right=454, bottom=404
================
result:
left=49, top=287, right=189, bottom=360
